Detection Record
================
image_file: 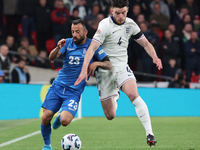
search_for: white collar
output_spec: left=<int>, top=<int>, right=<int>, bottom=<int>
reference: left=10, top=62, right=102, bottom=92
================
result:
left=0, top=53, right=6, bottom=62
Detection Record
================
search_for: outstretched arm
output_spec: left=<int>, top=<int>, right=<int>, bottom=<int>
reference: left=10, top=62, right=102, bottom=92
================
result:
left=74, top=40, right=100, bottom=85
left=136, top=37, right=163, bottom=70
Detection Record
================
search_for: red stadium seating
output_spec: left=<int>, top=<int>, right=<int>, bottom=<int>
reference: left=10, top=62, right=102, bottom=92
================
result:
left=32, top=31, right=38, bottom=48
left=18, top=23, right=23, bottom=37
left=50, top=61, right=55, bottom=69
left=46, top=39, right=56, bottom=53
left=54, top=67, right=62, bottom=72
left=190, top=75, right=200, bottom=83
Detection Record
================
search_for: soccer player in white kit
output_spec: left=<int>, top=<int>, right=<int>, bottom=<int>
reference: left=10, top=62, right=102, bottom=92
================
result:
left=75, top=0, right=163, bottom=146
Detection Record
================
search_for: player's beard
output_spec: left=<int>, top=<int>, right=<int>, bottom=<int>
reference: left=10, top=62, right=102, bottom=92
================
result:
left=73, top=35, right=85, bottom=45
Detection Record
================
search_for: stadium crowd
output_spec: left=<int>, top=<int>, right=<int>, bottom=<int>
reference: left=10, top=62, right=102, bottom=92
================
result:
left=0, top=0, right=200, bottom=84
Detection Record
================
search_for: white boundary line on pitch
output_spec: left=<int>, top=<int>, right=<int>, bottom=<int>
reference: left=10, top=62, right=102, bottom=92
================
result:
left=0, top=117, right=82, bottom=148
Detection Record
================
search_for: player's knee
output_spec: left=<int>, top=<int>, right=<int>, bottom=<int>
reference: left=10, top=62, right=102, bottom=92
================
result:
left=61, top=119, right=72, bottom=126
left=42, top=114, right=52, bottom=125
left=127, top=93, right=139, bottom=102
left=105, top=113, right=115, bottom=120
left=106, top=116, right=115, bottom=120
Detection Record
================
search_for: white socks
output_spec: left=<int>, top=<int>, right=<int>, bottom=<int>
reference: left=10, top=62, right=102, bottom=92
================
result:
left=132, top=96, right=154, bottom=136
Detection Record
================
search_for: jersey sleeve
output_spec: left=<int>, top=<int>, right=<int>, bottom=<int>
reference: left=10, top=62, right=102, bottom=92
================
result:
left=93, top=46, right=107, bottom=61
left=130, top=20, right=145, bottom=41
left=59, top=39, right=69, bottom=54
left=92, top=20, right=110, bottom=45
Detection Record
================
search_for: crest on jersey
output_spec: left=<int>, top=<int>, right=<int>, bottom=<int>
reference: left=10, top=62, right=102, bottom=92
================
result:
left=95, top=29, right=101, bottom=35
left=125, top=26, right=131, bottom=36
left=82, top=48, right=87, bottom=56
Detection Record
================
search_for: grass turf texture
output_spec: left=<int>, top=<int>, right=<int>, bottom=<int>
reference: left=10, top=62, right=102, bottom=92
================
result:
left=0, top=117, right=199, bottom=150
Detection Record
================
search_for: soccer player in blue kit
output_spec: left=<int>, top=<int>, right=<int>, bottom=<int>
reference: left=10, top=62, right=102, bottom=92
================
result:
left=40, top=19, right=112, bottom=150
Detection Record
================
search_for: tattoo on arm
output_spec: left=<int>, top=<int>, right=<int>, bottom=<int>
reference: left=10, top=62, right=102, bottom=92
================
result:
left=98, top=61, right=112, bottom=70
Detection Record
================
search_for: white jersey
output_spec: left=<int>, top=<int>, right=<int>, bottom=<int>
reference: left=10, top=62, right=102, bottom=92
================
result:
left=93, top=16, right=144, bottom=72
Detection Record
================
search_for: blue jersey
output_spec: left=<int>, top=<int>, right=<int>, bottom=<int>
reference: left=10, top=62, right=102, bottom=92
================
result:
left=54, top=38, right=107, bottom=95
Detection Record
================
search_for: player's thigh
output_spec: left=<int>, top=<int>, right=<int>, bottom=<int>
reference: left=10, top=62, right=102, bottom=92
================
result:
left=96, top=70, right=118, bottom=101
left=121, top=79, right=139, bottom=101
left=61, top=90, right=80, bottom=118
left=42, top=86, right=62, bottom=113
left=116, top=65, right=139, bottom=100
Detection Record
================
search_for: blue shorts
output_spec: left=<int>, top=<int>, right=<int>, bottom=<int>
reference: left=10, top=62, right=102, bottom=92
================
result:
left=42, top=82, right=81, bottom=117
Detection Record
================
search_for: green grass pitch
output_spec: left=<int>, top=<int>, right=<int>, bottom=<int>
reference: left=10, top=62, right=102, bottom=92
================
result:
left=0, top=117, right=200, bottom=150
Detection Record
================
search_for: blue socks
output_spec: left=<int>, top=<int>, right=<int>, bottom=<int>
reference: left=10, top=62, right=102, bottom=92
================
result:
left=41, top=123, right=51, bottom=145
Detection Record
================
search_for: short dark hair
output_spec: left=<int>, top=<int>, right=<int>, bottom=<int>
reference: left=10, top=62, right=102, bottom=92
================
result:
left=73, top=7, right=79, bottom=12
left=110, top=0, right=129, bottom=8
left=72, top=19, right=86, bottom=29
left=17, top=57, right=26, bottom=63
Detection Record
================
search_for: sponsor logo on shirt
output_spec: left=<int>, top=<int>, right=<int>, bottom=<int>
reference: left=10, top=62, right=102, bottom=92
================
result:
left=112, top=30, right=117, bottom=34
left=67, top=47, right=75, bottom=50
left=95, top=29, right=101, bottom=35
left=68, top=107, right=75, bottom=111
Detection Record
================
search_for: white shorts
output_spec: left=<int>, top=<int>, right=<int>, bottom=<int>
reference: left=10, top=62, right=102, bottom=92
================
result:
left=96, top=65, right=136, bottom=101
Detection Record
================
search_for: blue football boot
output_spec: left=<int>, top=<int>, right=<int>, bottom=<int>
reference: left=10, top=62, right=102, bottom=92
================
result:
left=42, top=145, right=52, bottom=150
left=52, top=109, right=61, bottom=129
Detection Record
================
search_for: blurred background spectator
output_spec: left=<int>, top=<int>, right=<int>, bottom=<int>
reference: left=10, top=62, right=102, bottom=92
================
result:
left=4, top=35, right=18, bottom=62
left=150, top=0, right=170, bottom=19
left=85, top=1, right=100, bottom=26
left=149, top=2, right=170, bottom=31
left=18, top=0, right=38, bottom=44
left=51, top=0, right=70, bottom=44
left=176, top=14, right=192, bottom=37
left=167, top=24, right=180, bottom=42
left=64, top=7, right=80, bottom=38
left=11, top=58, right=30, bottom=83
left=165, top=0, right=177, bottom=23
left=163, top=58, right=178, bottom=78
left=130, top=4, right=141, bottom=21
left=35, top=0, right=52, bottom=51
left=161, top=29, right=180, bottom=69
left=17, top=47, right=31, bottom=65
left=173, top=6, right=189, bottom=26
left=17, top=37, right=38, bottom=58
left=70, top=0, right=88, bottom=19
left=128, top=0, right=151, bottom=20
left=184, top=0, right=199, bottom=18
left=35, top=50, right=50, bottom=68
left=193, top=15, right=200, bottom=36
left=62, top=0, right=74, bottom=11
left=95, top=0, right=110, bottom=17
left=184, top=31, right=200, bottom=82
left=3, top=0, right=21, bottom=43
left=136, top=14, right=149, bottom=26
left=168, top=68, right=189, bottom=88
left=0, top=44, right=10, bottom=82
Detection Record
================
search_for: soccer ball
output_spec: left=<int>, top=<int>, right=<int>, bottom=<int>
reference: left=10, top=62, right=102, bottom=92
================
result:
left=61, top=133, right=81, bottom=150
